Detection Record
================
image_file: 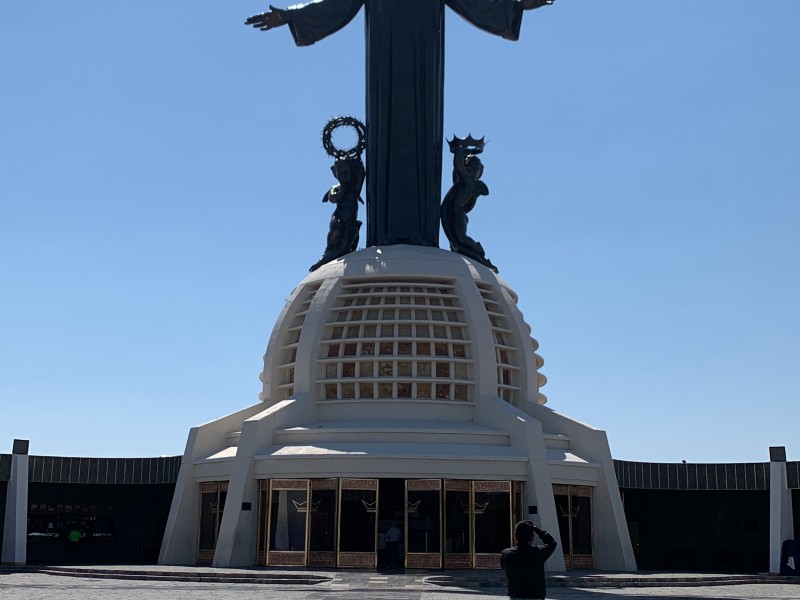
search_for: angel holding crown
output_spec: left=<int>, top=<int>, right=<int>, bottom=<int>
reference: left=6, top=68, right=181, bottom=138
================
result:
left=310, top=156, right=366, bottom=272
left=441, top=136, right=498, bottom=273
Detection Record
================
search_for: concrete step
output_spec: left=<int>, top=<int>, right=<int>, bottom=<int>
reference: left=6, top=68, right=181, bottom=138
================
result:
left=543, top=433, right=571, bottom=450
left=316, top=398, right=475, bottom=422
left=428, top=572, right=772, bottom=589
left=255, top=441, right=528, bottom=479
left=31, top=565, right=330, bottom=585
left=274, top=419, right=510, bottom=446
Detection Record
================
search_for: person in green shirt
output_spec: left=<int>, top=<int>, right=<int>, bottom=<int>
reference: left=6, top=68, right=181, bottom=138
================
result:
left=67, top=528, right=83, bottom=543
left=67, top=526, right=84, bottom=561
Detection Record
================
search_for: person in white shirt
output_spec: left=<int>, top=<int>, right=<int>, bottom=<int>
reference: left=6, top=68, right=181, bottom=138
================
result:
left=385, top=523, right=403, bottom=568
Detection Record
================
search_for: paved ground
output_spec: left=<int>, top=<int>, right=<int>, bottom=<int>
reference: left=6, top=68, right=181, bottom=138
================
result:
left=1, top=568, right=799, bottom=600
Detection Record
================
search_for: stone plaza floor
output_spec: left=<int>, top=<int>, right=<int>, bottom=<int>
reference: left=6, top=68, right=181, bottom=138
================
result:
left=1, top=567, right=799, bottom=600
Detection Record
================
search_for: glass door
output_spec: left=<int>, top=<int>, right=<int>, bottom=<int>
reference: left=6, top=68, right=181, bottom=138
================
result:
left=308, top=478, right=338, bottom=567
left=197, top=481, right=227, bottom=565
left=443, top=480, right=472, bottom=568
left=337, top=478, right=378, bottom=567
left=553, top=484, right=594, bottom=569
left=473, top=481, right=512, bottom=569
left=513, top=481, right=525, bottom=524
left=267, top=479, right=309, bottom=566
left=405, top=479, right=442, bottom=568
left=256, top=480, right=269, bottom=565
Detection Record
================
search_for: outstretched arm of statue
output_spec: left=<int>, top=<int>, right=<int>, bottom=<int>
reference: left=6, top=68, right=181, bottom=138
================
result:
left=520, top=0, right=554, bottom=10
left=245, top=5, right=290, bottom=30
left=245, top=0, right=363, bottom=46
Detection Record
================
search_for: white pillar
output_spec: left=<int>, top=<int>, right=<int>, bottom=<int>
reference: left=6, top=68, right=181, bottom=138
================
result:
left=212, top=401, right=292, bottom=567
left=769, top=446, right=794, bottom=574
left=1, top=439, right=30, bottom=567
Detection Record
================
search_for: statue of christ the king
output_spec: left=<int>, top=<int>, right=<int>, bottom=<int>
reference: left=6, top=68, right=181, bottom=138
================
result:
left=247, top=0, right=553, bottom=247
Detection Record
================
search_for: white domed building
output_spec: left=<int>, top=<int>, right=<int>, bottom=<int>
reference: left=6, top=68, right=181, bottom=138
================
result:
left=158, top=245, right=636, bottom=571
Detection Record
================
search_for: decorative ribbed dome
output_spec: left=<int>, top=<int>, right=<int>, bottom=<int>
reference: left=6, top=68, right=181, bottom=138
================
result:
left=259, top=245, right=546, bottom=407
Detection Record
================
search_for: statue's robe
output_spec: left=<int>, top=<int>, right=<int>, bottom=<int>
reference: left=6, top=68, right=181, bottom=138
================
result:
left=284, top=0, right=525, bottom=247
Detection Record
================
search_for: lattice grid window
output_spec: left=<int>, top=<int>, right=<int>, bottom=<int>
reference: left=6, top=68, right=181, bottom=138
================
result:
left=476, top=282, right=520, bottom=403
left=319, top=279, right=473, bottom=401
left=273, top=282, right=321, bottom=400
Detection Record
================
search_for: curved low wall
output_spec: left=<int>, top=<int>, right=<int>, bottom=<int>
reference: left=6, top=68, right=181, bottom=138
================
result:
left=1, top=453, right=181, bottom=565
left=613, top=459, right=800, bottom=491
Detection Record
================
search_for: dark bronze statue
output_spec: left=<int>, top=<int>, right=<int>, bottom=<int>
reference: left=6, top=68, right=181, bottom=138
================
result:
left=441, top=135, right=497, bottom=272
left=310, top=117, right=366, bottom=272
left=246, top=0, right=554, bottom=249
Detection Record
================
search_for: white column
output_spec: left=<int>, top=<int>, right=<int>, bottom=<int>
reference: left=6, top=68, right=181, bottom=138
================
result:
left=1, top=439, right=30, bottom=566
left=159, top=402, right=267, bottom=565
left=769, top=446, right=794, bottom=573
left=212, top=400, right=293, bottom=567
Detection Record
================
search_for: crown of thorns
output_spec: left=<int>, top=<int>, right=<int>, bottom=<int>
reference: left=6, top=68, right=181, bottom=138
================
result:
left=322, top=116, right=367, bottom=159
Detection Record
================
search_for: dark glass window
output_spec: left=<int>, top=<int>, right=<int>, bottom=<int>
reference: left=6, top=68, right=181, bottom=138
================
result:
left=407, top=490, right=441, bottom=553
left=269, top=489, right=307, bottom=552
left=339, top=489, right=377, bottom=552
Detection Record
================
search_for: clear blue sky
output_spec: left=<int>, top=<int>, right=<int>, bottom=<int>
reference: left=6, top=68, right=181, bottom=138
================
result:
left=2, top=1, right=798, bottom=463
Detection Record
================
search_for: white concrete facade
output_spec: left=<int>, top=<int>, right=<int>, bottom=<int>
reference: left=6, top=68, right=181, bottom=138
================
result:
left=159, top=245, right=637, bottom=571
left=1, top=441, right=29, bottom=566
left=769, top=447, right=795, bottom=573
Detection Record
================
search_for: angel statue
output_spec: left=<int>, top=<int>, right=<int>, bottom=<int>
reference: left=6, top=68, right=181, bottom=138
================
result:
left=441, top=135, right=497, bottom=273
left=310, top=117, right=366, bottom=272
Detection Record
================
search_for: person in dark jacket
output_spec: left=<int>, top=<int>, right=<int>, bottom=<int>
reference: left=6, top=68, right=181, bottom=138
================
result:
left=500, top=520, right=558, bottom=600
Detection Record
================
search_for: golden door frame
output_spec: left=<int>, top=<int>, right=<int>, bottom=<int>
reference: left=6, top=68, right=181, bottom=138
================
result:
left=442, top=480, right=518, bottom=569
left=196, top=481, right=228, bottom=565
left=265, top=479, right=310, bottom=566
left=405, top=479, right=443, bottom=569
left=256, top=477, right=520, bottom=569
left=553, top=484, right=595, bottom=569
left=337, top=478, right=378, bottom=568
left=472, top=480, right=512, bottom=569
left=308, top=478, right=338, bottom=567
left=443, top=479, right=472, bottom=568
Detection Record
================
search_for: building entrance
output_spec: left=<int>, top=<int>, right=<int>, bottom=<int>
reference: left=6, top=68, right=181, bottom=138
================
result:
left=256, top=477, right=519, bottom=569
left=378, top=478, right=405, bottom=567
left=197, top=481, right=227, bottom=565
left=337, top=478, right=378, bottom=567
left=553, top=484, right=594, bottom=569
left=405, top=479, right=442, bottom=568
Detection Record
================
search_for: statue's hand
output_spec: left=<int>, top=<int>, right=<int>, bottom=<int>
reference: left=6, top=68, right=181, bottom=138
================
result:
left=326, top=184, right=343, bottom=204
left=521, top=0, right=554, bottom=10
left=244, top=5, right=289, bottom=30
